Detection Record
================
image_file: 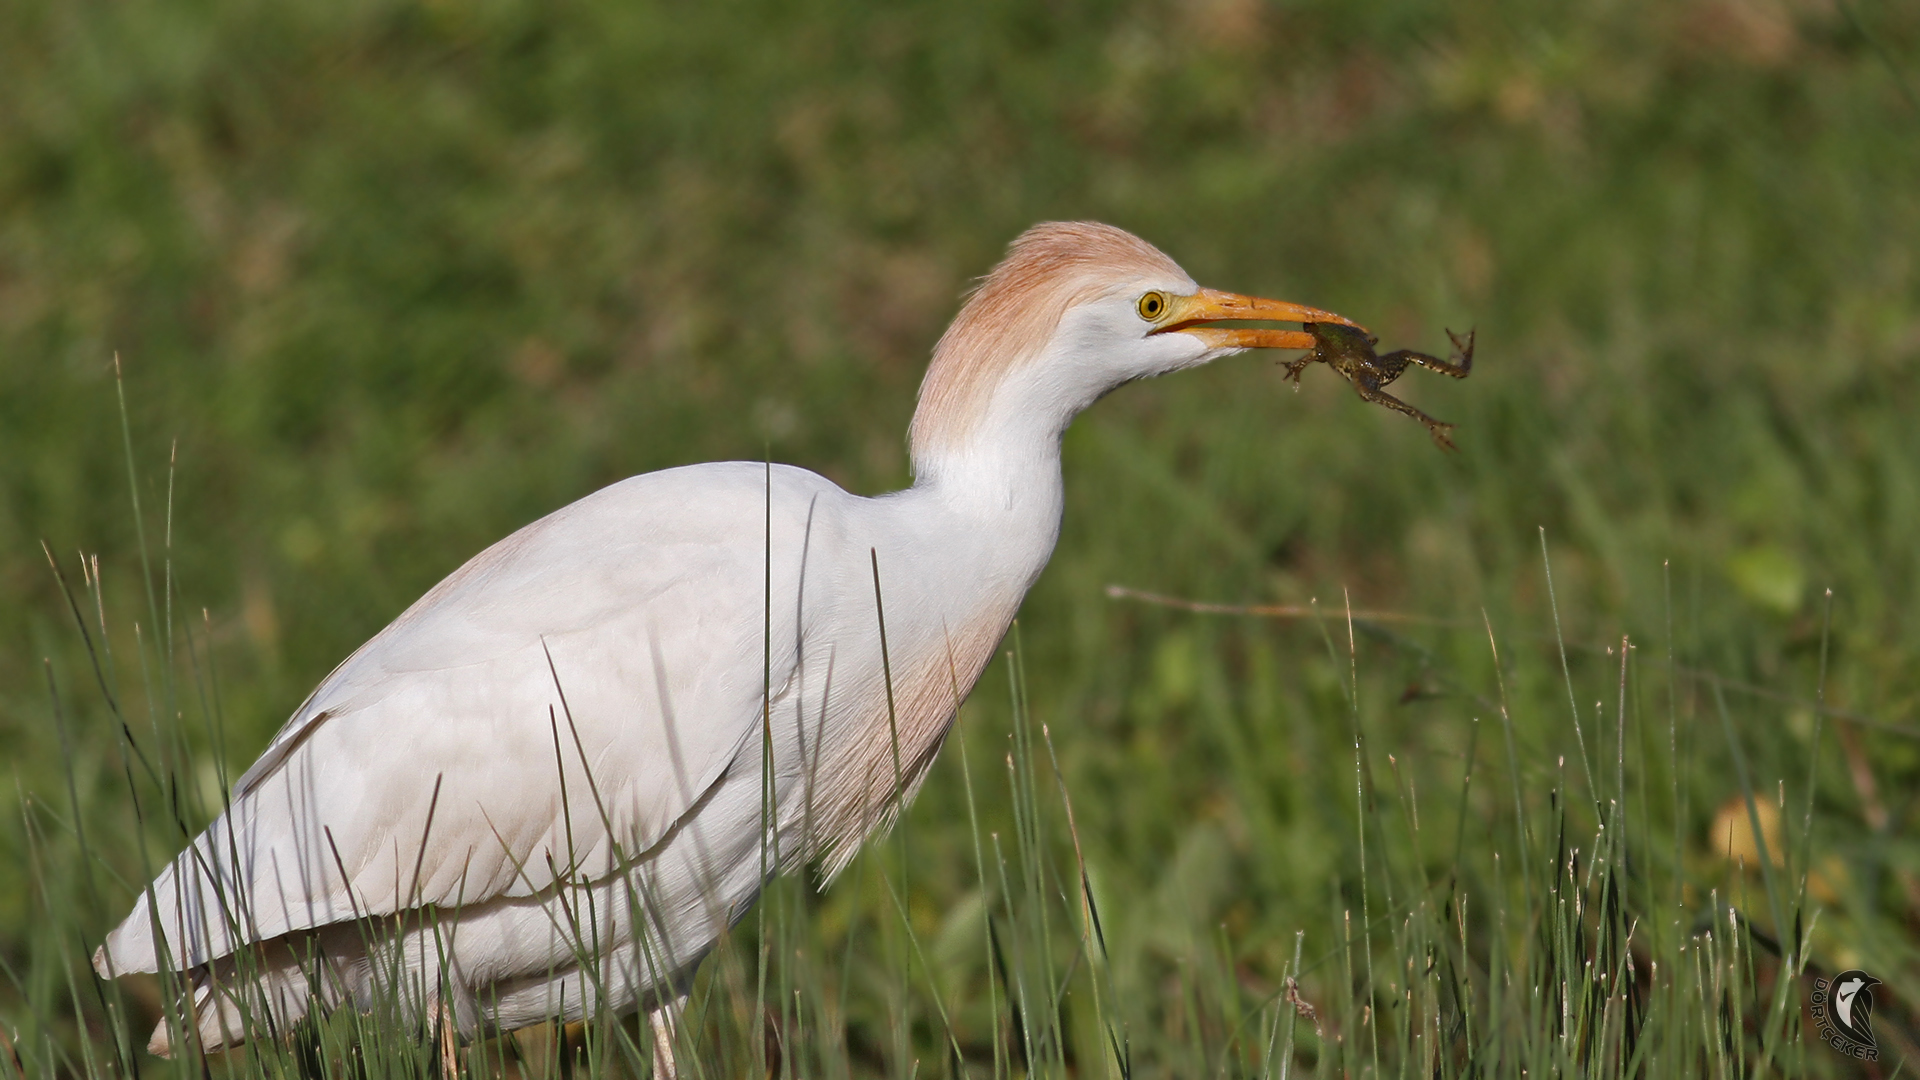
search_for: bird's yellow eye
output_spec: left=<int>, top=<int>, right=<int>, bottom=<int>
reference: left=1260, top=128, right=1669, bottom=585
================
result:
left=1137, top=291, right=1169, bottom=321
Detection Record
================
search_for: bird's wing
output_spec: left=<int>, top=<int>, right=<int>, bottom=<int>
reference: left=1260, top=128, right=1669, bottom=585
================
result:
left=1837, top=980, right=1861, bottom=1027
left=101, top=463, right=835, bottom=974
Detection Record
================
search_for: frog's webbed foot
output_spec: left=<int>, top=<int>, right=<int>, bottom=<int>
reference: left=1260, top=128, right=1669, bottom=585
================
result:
left=1447, top=327, right=1475, bottom=372
left=1280, top=355, right=1315, bottom=389
left=1348, top=381, right=1459, bottom=451
left=1394, top=328, right=1475, bottom=379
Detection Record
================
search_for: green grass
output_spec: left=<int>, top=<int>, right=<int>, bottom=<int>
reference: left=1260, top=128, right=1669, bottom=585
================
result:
left=3, top=0, right=1919, bottom=1074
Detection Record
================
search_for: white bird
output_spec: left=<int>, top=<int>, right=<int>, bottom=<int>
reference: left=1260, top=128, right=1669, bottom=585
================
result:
left=95, top=222, right=1358, bottom=1066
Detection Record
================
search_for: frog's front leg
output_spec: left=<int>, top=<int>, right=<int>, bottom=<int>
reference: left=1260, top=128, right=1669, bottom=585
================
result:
left=1348, top=378, right=1459, bottom=450
left=1280, top=355, right=1316, bottom=387
left=1390, top=328, right=1475, bottom=379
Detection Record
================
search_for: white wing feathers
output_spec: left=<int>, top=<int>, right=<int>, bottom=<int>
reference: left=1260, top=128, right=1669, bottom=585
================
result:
left=99, top=463, right=835, bottom=975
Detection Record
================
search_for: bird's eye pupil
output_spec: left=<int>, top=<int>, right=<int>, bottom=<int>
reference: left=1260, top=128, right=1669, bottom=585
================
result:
left=1139, top=292, right=1166, bottom=320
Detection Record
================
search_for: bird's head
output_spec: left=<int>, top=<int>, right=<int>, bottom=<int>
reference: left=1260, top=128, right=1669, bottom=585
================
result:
left=910, top=222, right=1361, bottom=478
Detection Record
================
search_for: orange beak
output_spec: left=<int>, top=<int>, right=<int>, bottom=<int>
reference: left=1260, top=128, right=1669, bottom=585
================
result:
left=1153, top=288, right=1365, bottom=350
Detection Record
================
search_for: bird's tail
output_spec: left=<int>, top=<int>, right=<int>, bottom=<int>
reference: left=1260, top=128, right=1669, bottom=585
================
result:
left=139, top=921, right=479, bottom=1057
left=143, top=945, right=336, bottom=1057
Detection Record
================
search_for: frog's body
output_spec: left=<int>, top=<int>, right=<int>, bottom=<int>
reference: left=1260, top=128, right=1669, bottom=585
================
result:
left=1287, top=323, right=1475, bottom=449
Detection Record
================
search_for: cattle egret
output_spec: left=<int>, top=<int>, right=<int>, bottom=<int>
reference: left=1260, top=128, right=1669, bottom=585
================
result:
left=95, top=222, right=1359, bottom=1066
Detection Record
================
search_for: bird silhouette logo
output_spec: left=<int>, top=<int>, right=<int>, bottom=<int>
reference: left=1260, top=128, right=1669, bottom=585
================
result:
left=1809, top=969, right=1881, bottom=1060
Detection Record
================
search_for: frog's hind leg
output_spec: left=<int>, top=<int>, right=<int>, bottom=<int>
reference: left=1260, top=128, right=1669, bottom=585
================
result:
left=1348, top=381, right=1458, bottom=450
left=1389, top=327, right=1475, bottom=379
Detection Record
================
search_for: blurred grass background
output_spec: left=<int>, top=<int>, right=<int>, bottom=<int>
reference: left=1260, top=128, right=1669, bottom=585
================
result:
left=3, top=0, right=1919, bottom=1073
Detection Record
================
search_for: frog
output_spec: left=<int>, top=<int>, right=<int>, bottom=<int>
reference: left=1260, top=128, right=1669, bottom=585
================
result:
left=1284, top=322, right=1476, bottom=450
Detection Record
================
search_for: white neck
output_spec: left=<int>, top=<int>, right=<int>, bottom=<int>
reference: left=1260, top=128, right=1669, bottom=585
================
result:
left=901, top=346, right=1102, bottom=591
left=897, top=293, right=1221, bottom=593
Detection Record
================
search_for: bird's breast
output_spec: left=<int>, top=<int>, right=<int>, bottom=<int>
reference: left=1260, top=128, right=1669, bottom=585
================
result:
left=762, top=506, right=1035, bottom=876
